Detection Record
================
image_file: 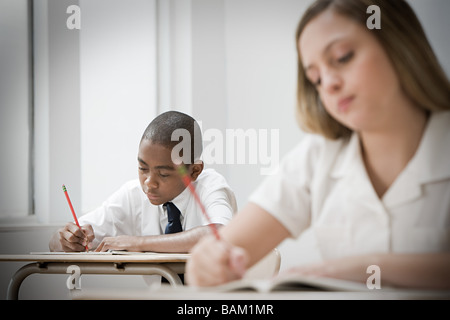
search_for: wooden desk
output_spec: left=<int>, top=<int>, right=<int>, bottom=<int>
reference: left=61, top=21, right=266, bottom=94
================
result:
left=0, top=252, right=189, bottom=300
left=71, top=284, right=450, bottom=300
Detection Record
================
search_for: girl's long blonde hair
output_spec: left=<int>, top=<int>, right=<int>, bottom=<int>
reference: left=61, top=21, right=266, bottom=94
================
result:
left=295, top=0, right=450, bottom=140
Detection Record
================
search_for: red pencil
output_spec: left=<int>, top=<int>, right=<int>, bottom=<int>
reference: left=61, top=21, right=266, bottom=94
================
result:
left=176, top=165, right=221, bottom=240
left=62, top=184, right=89, bottom=251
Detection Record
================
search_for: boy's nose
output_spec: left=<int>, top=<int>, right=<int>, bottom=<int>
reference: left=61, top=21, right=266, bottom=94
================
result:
left=145, top=174, right=158, bottom=189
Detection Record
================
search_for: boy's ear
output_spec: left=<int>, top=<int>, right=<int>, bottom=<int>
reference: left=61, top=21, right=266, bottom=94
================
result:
left=189, top=160, right=204, bottom=181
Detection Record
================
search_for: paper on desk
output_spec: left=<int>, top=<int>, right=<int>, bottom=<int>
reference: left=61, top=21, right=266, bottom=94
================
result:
left=29, top=251, right=159, bottom=255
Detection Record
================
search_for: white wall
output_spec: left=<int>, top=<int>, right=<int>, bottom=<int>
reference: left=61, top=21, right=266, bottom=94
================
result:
left=32, top=0, right=158, bottom=222
left=79, top=0, right=157, bottom=213
left=221, top=0, right=312, bottom=270
left=33, top=0, right=82, bottom=223
left=223, top=0, right=308, bottom=208
left=408, top=0, right=450, bottom=76
left=0, top=0, right=32, bottom=218
left=183, top=0, right=307, bottom=207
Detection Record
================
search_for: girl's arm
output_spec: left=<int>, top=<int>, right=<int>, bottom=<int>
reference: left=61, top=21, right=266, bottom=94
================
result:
left=186, top=202, right=291, bottom=286
left=285, top=252, right=450, bottom=290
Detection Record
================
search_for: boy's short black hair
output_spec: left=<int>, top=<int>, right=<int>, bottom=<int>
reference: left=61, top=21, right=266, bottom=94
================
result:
left=141, top=111, right=203, bottom=164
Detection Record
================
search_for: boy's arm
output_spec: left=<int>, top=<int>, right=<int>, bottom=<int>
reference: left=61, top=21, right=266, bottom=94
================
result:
left=94, top=224, right=223, bottom=253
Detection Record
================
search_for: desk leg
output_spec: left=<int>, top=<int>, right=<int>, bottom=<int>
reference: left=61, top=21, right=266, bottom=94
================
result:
left=7, top=263, right=43, bottom=300
left=72, top=263, right=184, bottom=286
left=6, top=262, right=184, bottom=300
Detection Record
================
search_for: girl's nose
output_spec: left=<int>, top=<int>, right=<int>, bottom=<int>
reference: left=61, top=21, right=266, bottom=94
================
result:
left=322, top=70, right=342, bottom=94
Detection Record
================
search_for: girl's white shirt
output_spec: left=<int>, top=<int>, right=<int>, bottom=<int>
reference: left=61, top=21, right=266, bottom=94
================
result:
left=250, top=111, right=450, bottom=260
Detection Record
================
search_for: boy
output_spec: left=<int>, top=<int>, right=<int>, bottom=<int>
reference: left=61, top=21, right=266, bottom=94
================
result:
left=49, top=111, right=237, bottom=254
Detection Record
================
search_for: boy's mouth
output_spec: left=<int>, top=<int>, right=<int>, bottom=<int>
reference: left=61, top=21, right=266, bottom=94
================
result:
left=146, top=193, right=160, bottom=201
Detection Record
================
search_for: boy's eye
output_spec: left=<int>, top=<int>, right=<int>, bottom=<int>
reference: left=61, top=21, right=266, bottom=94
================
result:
left=159, top=173, right=170, bottom=178
left=138, top=167, right=148, bottom=172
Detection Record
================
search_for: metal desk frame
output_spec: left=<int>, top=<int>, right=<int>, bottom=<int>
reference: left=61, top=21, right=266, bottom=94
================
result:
left=0, top=253, right=189, bottom=300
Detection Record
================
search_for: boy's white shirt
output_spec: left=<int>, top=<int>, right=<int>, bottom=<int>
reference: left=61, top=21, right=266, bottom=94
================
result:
left=78, top=168, right=237, bottom=249
left=249, top=111, right=450, bottom=262
left=78, top=168, right=237, bottom=287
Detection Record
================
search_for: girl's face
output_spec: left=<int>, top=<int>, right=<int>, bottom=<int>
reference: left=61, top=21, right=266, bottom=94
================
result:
left=299, top=9, right=404, bottom=133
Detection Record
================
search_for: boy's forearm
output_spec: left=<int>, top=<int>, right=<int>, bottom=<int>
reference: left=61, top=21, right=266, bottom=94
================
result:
left=137, top=224, right=222, bottom=253
left=95, top=224, right=223, bottom=253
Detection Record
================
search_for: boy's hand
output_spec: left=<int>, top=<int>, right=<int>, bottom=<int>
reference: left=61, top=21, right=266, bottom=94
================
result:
left=95, top=235, right=141, bottom=252
left=54, top=222, right=95, bottom=252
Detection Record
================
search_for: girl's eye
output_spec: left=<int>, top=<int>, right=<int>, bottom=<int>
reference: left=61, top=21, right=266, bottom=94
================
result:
left=313, top=78, right=321, bottom=87
left=337, top=51, right=354, bottom=64
left=306, top=74, right=321, bottom=87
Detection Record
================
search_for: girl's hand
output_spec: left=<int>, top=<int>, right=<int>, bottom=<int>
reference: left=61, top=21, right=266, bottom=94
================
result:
left=186, top=234, right=248, bottom=286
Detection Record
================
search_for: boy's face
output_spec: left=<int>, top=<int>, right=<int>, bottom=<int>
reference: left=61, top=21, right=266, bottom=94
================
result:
left=137, top=139, right=202, bottom=206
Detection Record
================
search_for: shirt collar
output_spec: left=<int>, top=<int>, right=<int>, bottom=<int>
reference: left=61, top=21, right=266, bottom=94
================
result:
left=331, top=111, right=450, bottom=184
left=330, top=111, right=450, bottom=208
left=407, top=111, right=450, bottom=184
left=163, top=183, right=194, bottom=218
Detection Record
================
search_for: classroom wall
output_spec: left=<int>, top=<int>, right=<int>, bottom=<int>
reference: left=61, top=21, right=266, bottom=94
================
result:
left=222, top=0, right=307, bottom=209
left=0, top=0, right=449, bottom=299
left=79, top=0, right=157, bottom=213
left=32, top=0, right=158, bottom=223
left=0, top=0, right=32, bottom=218
left=409, top=0, right=450, bottom=75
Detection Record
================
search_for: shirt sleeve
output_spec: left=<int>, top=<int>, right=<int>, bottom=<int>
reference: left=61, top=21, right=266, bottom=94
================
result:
left=248, top=135, right=323, bottom=238
left=78, top=180, right=137, bottom=247
left=194, top=170, right=238, bottom=227
left=203, top=187, right=237, bottom=226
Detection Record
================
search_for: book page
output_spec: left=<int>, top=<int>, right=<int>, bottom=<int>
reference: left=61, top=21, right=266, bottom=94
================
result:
left=195, top=279, right=273, bottom=293
left=200, top=275, right=369, bottom=293
left=269, top=274, right=368, bottom=292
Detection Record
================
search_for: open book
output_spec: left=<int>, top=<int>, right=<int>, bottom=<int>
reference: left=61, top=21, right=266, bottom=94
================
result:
left=201, top=274, right=370, bottom=293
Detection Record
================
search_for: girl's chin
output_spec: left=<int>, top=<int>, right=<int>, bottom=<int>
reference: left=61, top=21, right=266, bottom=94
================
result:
left=332, top=114, right=372, bottom=134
